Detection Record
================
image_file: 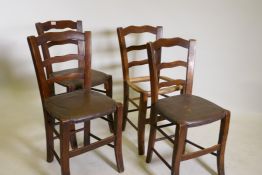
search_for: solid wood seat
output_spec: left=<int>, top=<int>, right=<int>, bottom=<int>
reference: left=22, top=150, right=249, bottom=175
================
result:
left=117, top=25, right=163, bottom=155
left=27, top=31, right=124, bottom=175
left=154, top=95, right=226, bottom=127
left=146, top=37, right=230, bottom=175
left=44, top=90, right=116, bottom=122
left=51, top=68, right=111, bottom=88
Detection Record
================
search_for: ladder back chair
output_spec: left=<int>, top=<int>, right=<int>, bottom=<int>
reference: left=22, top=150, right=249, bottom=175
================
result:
left=27, top=31, right=124, bottom=175
left=35, top=20, right=112, bottom=96
left=35, top=20, right=114, bottom=145
left=146, top=37, right=230, bottom=175
left=117, top=25, right=164, bottom=155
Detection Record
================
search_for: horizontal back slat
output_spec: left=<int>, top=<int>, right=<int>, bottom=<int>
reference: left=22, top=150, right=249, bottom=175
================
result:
left=37, top=20, right=78, bottom=31
left=122, top=25, right=160, bottom=36
left=159, top=60, right=187, bottom=70
left=42, top=54, right=83, bottom=67
left=152, top=37, right=191, bottom=50
left=126, top=44, right=147, bottom=52
left=128, top=59, right=148, bottom=67
left=36, top=31, right=84, bottom=46
left=159, top=79, right=186, bottom=89
left=47, top=39, right=79, bottom=48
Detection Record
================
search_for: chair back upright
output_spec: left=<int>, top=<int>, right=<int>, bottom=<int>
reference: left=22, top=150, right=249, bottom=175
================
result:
left=35, top=20, right=84, bottom=76
left=117, top=25, right=163, bottom=83
left=27, top=31, right=91, bottom=101
left=147, top=37, right=196, bottom=103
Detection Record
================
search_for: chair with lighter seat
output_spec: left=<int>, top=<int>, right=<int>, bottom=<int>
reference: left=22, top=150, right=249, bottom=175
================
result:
left=146, top=37, right=230, bottom=175
left=27, top=30, right=124, bottom=175
left=117, top=25, right=168, bottom=155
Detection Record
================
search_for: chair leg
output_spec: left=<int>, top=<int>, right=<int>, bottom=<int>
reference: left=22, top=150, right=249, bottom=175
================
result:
left=44, top=111, right=54, bottom=162
left=171, top=124, right=187, bottom=175
left=122, top=82, right=129, bottom=131
left=84, top=120, right=91, bottom=146
left=69, top=124, right=78, bottom=149
left=138, top=93, right=148, bottom=155
left=105, top=76, right=114, bottom=133
left=60, top=121, right=71, bottom=175
left=114, top=103, right=124, bottom=172
left=146, top=108, right=158, bottom=163
left=182, top=129, right=188, bottom=154
left=217, top=110, right=230, bottom=175
left=66, top=86, right=78, bottom=149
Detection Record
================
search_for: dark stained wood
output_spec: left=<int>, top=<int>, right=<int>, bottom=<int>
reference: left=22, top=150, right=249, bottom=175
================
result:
left=159, top=60, right=187, bottom=70
left=36, top=20, right=82, bottom=32
left=42, top=54, right=84, bottom=67
left=35, top=20, right=114, bottom=136
left=126, top=44, right=147, bottom=52
left=121, top=25, right=161, bottom=35
left=117, top=25, right=163, bottom=155
left=27, top=31, right=124, bottom=175
left=146, top=37, right=230, bottom=175
left=128, top=59, right=148, bottom=67
left=35, top=20, right=112, bottom=94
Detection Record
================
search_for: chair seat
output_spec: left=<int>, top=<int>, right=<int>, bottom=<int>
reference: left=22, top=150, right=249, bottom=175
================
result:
left=154, top=95, right=226, bottom=127
left=51, top=68, right=111, bottom=89
left=44, top=90, right=116, bottom=122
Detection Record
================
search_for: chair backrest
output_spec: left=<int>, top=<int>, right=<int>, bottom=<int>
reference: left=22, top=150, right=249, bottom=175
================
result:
left=35, top=20, right=83, bottom=34
left=147, top=37, right=196, bottom=103
left=35, top=20, right=84, bottom=76
left=27, top=31, right=91, bottom=101
left=117, top=25, right=163, bottom=82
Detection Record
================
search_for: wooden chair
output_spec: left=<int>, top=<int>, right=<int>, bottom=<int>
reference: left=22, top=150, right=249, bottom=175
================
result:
left=35, top=20, right=112, bottom=96
left=146, top=37, right=230, bottom=175
left=35, top=20, right=114, bottom=147
left=27, top=31, right=124, bottom=175
left=117, top=25, right=165, bottom=155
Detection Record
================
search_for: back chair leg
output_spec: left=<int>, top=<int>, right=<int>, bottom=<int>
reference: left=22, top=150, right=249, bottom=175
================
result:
left=217, top=111, right=230, bottom=175
left=122, top=82, right=129, bottom=131
left=137, top=93, right=148, bottom=155
left=182, top=129, right=188, bottom=154
left=171, top=125, right=187, bottom=175
left=69, top=124, right=78, bottom=149
left=44, top=111, right=54, bottom=162
left=105, top=76, right=114, bottom=132
left=84, top=121, right=91, bottom=146
left=146, top=110, right=158, bottom=163
left=114, top=103, right=124, bottom=172
left=60, top=121, right=71, bottom=175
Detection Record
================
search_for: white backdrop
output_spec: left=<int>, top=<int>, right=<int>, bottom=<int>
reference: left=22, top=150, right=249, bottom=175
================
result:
left=0, top=0, right=261, bottom=117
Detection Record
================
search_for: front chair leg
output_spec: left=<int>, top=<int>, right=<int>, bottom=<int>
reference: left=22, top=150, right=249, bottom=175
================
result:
left=105, top=76, right=114, bottom=132
left=66, top=86, right=78, bottom=149
left=137, top=93, right=148, bottom=155
left=146, top=108, right=158, bottom=163
left=44, top=111, right=54, bottom=162
left=60, top=121, right=71, bottom=175
left=217, top=110, right=230, bottom=175
left=171, top=124, right=187, bottom=175
left=114, top=103, right=124, bottom=173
